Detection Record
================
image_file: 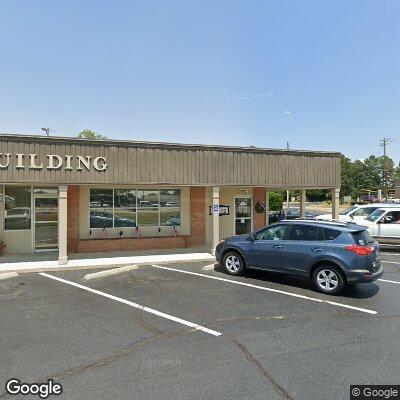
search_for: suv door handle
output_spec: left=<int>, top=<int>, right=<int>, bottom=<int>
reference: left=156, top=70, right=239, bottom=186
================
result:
left=273, top=245, right=282, bottom=249
left=313, top=248, right=323, bottom=252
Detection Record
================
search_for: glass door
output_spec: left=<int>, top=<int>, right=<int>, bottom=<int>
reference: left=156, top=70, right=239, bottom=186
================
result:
left=235, top=197, right=252, bottom=235
left=34, top=197, right=58, bottom=251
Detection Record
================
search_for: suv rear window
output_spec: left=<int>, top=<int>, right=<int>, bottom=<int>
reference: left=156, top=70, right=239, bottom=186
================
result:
left=323, top=228, right=341, bottom=241
left=289, top=225, right=322, bottom=241
left=352, top=230, right=374, bottom=245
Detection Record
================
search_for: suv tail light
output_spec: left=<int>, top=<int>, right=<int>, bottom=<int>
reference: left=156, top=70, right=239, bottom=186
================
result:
left=345, top=244, right=374, bottom=256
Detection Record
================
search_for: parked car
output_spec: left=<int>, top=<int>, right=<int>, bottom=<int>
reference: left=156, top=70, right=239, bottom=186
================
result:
left=269, top=208, right=315, bottom=224
left=216, top=220, right=382, bottom=295
left=90, top=211, right=136, bottom=228
left=360, top=207, right=400, bottom=238
left=316, top=203, right=400, bottom=223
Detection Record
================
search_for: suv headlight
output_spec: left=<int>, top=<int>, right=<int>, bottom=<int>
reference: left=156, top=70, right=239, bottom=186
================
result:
left=219, top=239, right=225, bottom=244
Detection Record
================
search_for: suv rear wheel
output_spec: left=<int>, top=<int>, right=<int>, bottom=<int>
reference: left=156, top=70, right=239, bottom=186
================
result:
left=312, top=265, right=345, bottom=295
left=223, top=252, right=245, bottom=276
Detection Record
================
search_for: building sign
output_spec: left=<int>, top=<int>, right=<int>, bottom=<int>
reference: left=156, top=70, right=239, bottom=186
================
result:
left=0, top=153, right=108, bottom=172
left=209, top=205, right=230, bottom=216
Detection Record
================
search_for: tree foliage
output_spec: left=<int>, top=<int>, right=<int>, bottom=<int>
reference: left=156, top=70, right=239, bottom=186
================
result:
left=340, top=154, right=399, bottom=198
left=77, top=129, right=107, bottom=140
left=269, top=192, right=284, bottom=211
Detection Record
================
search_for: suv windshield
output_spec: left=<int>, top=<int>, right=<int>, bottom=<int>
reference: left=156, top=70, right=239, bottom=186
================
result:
left=367, top=209, right=386, bottom=222
left=339, top=205, right=358, bottom=216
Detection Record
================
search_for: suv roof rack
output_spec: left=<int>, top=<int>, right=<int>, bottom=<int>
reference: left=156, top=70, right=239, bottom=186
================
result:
left=283, top=219, right=349, bottom=227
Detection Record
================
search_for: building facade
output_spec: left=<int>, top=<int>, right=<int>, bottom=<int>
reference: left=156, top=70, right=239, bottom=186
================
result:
left=0, top=134, right=341, bottom=264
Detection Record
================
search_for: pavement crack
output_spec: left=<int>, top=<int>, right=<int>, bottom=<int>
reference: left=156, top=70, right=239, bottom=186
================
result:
left=228, top=334, right=295, bottom=400
left=131, top=309, right=165, bottom=335
left=0, top=328, right=193, bottom=399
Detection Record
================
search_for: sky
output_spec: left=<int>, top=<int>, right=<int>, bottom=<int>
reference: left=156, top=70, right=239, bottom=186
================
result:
left=0, top=0, right=399, bottom=161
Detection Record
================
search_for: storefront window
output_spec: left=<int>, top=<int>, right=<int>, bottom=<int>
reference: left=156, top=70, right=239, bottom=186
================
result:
left=4, top=186, right=32, bottom=230
left=90, top=189, right=113, bottom=228
left=137, top=190, right=159, bottom=226
left=160, top=189, right=181, bottom=226
left=114, top=189, right=137, bottom=227
left=89, top=188, right=181, bottom=229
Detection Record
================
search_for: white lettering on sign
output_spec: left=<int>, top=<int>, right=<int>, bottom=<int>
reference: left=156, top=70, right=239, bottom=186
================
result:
left=0, top=153, right=108, bottom=172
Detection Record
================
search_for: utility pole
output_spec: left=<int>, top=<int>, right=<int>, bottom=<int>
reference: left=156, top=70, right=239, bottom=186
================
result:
left=380, top=138, right=395, bottom=202
left=286, top=142, right=290, bottom=210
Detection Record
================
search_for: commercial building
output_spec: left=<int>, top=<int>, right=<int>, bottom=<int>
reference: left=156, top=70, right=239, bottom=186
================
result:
left=0, top=134, right=341, bottom=264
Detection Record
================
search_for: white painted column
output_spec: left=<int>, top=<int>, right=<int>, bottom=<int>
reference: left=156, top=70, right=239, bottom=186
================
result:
left=211, top=186, right=220, bottom=256
left=300, top=189, right=306, bottom=218
left=58, top=186, right=68, bottom=265
left=265, top=190, right=270, bottom=226
left=332, top=188, right=340, bottom=221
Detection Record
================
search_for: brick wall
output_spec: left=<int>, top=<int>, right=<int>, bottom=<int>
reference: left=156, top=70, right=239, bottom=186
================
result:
left=67, top=185, right=80, bottom=252
left=184, top=186, right=206, bottom=247
left=77, top=236, right=186, bottom=253
left=253, top=187, right=266, bottom=231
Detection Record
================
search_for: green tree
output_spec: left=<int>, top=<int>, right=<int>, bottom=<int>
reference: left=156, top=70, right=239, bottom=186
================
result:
left=77, top=129, right=107, bottom=140
left=269, top=192, right=284, bottom=211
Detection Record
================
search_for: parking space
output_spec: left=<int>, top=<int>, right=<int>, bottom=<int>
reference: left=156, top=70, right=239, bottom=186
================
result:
left=1, top=253, right=400, bottom=400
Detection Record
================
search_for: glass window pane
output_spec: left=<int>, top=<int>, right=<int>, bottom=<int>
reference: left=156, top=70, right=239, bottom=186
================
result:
left=235, top=197, right=251, bottom=218
left=90, top=208, right=113, bottom=228
left=4, top=186, right=31, bottom=230
left=160, top=189, right=181, bottom=207
left=114, top=189, right=136, bottom=208
left=289, top=224, right=320, bottom=241
left=160, top=209, right=181, bottom=226
left=255, top=225, right=288, bottom=241
left=137, top=209, right=159, bottom=226
left=114, top=209, right=136, bottom=227
left=34, top=187, right=58, bottom=195
left=137, top=190, right=159, bottom=208
left=90, top=189, right=113, bottom=208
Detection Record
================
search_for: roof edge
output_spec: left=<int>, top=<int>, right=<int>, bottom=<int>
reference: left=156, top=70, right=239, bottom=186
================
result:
left=0, top=132, right=342, bottom=157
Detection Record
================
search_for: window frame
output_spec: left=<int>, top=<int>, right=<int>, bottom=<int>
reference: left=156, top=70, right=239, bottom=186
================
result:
left=3, top=185, right=33, bottom=231
left=89, top=187, right=182, bottom=229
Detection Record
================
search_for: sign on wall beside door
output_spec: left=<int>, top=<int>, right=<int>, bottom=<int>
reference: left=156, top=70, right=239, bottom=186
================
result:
left=209, top=205, right=230, bottom=216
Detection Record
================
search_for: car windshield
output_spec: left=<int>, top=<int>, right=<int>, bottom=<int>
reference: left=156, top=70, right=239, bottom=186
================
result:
left=367, top=209, right=386, bottom=222
left=339, top=205, right=358, bottom=215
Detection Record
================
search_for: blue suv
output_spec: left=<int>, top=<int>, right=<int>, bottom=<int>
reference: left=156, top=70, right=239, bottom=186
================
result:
left=215, top=220, right=383, bottom=295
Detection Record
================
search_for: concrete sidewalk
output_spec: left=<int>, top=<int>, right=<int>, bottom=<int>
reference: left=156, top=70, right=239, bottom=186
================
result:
left=0, top=251, right=215, bottom=273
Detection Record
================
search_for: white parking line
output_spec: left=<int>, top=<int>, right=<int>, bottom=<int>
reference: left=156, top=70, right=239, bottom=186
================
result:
left=150, top=265, right=378, bottom=315
left=379, top=278, right=400, bottom=285
left=39, top=273, right=222, bottom=337
left=382, top=261, right=400, bottom=265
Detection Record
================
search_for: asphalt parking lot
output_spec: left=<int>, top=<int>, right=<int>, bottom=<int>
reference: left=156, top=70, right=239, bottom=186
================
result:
left=1, top=253, right=400, bottom=400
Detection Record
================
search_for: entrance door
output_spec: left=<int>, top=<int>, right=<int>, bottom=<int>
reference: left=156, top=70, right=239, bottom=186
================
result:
left=235, top=197, right=252, bottom=235
left=34, top=197, right=58, bottom=251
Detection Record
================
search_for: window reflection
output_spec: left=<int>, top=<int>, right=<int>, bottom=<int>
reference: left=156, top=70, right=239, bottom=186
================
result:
left=4, top=186, right=32, bottom=230
left=89, top=188, right=181, bottom=228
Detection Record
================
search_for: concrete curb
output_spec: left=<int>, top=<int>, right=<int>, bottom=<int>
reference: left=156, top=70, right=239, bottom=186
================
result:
left=84, top=265, right=138, bottom=281
left=0, top=272, right=19, bottom=281
left=0, top=253, right=216, bottom=274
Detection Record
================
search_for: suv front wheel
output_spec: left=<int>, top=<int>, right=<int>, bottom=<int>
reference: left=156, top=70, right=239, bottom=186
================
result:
left=312, top=265, right=345, bottom=295
left=223, top=252, right=245, bottom=276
